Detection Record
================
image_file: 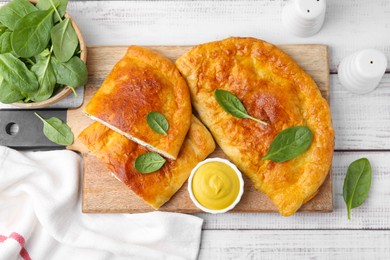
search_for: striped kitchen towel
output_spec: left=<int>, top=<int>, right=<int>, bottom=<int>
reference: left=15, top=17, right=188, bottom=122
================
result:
left=0, top=146, right=203, bottom=260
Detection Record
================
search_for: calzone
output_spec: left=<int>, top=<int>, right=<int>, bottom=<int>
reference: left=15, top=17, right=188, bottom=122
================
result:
left=176, top=37, right=334, bottom=216
left=78, top=116, right=216, bottom=209
left=84, top=46, right=192, bottom=160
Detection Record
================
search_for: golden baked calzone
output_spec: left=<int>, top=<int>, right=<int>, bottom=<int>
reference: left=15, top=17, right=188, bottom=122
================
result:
left=176, top=37, right=334, bottom=216
left=84, top=46, right=192, bottom=160
left=78, top=116, right=216, bottom=209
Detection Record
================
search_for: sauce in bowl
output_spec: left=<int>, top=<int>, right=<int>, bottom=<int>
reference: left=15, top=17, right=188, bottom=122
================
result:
left=188, top=158, right=244, bottom=213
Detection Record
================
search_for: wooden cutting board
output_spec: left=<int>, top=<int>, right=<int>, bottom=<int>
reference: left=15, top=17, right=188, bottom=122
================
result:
left=67, top=45, right=332, bottom=213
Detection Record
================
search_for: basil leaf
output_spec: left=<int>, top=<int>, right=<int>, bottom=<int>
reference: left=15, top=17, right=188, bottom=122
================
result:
left=343, top=158, right=372, bottom=220
left=134, top=152, right=166, bottom=174
left=0, top=76, right=25, bottom=104
left=30, top=54, right=56, bottom=102
left=0, top=53, right=39, bottom=95
left=51, top=18, right=78, bottom=63
left=51, top=56, right=87, bottom=87
left=0, top=0, right=37, bottom=30
left=12, top=10, right=54, bottom=58
left=214, top=89, right=267, bottom=125
left=0, top=31, right=13, bottom=54
left=36, top=0, right=68, bottom=23
left=147, top=112, right=169, bottom=136
left=262, top=126, right=313, bottom=162
left=35, top=112, right=74, bottom=145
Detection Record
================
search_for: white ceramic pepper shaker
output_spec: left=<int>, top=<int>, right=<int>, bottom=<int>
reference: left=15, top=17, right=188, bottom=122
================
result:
left=338, top=49, right=388, bottom=94
left=282, top=0, right=327, bottom=37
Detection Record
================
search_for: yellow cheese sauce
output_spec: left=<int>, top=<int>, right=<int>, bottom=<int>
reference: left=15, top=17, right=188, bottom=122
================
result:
left=192, top=161, right=240, bottom=210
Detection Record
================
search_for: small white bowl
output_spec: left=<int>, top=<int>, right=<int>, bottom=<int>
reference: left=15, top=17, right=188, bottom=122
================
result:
left=188, top=158, right=244, bottom=214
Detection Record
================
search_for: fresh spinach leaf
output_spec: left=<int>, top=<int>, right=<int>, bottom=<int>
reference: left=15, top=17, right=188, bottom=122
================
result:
left=0, top=76, right=25, bottom=104
left=51, top=18, right=78, bottom=63
left=0, top=31, right=13, bottom=54
left=0, top=0, right=37, bottom=30
left=343, top=158, right=372, bottom=220
left=134, top=152, right=166, bottom=174
left=0, top=24, right=7, bottom=36
left=35, top=112, right=74, bottom=145
left=36, top=48, right=51, bottom=59
left=214, top=89, right=267, bottom=126
left=262, top=126, right=313, bottom=162
left=30, top=54, right=56, bottom=102
left=20, top=57, right=36, bottom=70
left=51, top=56, right=87, bottom=87
left=37, top=0, right=68, bottom=23
left=0, top=53, right=38, bottom=95
left=147, top=112, right=169, bottom=136
left=12, top=10, right=54, bottom=58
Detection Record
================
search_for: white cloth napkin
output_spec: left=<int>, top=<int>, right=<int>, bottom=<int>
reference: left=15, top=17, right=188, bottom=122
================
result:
left=0, top=146, right=203, bottom=260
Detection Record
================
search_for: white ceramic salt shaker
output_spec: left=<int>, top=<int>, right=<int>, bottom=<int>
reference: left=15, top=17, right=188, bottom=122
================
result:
left=338, top=49, right=387, bottom=94
left=282, top=0, right=327, bottom=37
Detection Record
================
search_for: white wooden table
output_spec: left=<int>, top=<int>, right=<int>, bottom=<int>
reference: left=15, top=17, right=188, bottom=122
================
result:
left=48, top=0, right=390, bottom=258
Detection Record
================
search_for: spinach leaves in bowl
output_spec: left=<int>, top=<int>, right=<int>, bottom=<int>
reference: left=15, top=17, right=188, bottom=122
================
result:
left=0, top=0, right=87, bottom=107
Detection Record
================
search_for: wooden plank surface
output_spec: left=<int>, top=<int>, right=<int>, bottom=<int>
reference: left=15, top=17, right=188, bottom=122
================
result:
left=2, top=0, right=389, bottom=149
left=332, top=74, right=390, bottom=150
left=199, top=230, right=390, bottom=259
left=198, top=151, right=390, bottom=230
left=0, top=0, right=388, bottom=258
left=60, top=0, right=390, bottom=72
left=67, top=44, right=332, bottom=213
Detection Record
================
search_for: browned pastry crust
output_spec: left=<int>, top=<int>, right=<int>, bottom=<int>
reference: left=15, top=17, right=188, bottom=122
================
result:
left=176, top=37, right=334, bottom=216
left=78, top=116, right=216, bottom=209
left=84, top=46, right=192, bottom=160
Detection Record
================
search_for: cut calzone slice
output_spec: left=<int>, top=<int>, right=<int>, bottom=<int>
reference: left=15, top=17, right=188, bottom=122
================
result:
left=78, top=116, right=216, bottom=209
left=84, top=46, right=192, bottom=160
left=176, top=37, right=334, bottom=216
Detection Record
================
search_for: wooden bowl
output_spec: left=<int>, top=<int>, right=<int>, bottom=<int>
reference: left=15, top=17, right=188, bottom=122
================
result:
left=13, top=3, right=87, bottom=108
